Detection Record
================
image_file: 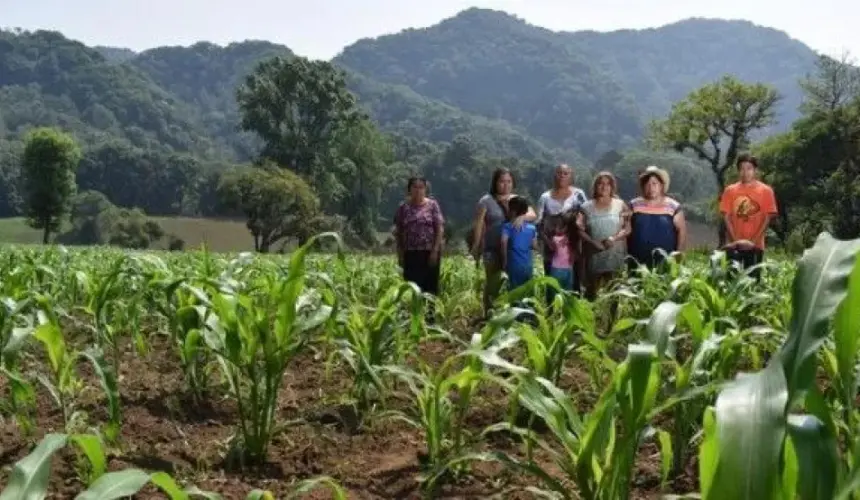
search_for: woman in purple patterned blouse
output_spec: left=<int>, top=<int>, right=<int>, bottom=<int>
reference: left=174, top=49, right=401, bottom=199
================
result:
left=393, top=177, right=445, bottom=302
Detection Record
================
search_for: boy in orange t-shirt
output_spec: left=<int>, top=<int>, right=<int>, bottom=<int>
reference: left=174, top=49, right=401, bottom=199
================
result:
left=719, top=153, right=778, bottom=280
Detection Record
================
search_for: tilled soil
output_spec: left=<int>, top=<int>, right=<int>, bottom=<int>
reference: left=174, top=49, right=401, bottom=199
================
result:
left=0, top=332, right=695, bottom=499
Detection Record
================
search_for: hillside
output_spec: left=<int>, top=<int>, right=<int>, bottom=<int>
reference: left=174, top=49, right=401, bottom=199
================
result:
left=335, top=8, right=644, bottom=159
left=564, top=17, right=818, bottom=126
left=336, top=8, right=819, bottom=153
left=0, top=30, right=228, bottom=159
left=0, top=9, right=827, bottom=237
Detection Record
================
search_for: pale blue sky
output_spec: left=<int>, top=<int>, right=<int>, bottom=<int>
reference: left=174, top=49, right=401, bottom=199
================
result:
left=2, top=0, right=856, bottom=60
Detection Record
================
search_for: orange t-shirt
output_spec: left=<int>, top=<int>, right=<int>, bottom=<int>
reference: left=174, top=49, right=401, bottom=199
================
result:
left=719, top=181, right=778, bottom=249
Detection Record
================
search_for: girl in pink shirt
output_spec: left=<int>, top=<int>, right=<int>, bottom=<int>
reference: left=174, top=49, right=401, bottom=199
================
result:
left=546, top=213, right=574, bottom=300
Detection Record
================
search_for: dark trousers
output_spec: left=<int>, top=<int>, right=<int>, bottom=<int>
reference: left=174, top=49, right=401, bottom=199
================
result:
left=727, top=248, right=764, bottom=281
left=403, top=250, right=440, bottom=319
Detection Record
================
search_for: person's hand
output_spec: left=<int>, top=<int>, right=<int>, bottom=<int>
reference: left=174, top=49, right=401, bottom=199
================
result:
left=592, top=240, right=606, bottom=251
left=512, top=215, right=526, bottom=229
left=601, top=236, right=616, bottom=248
left=429, top=248, right=440, bottom=265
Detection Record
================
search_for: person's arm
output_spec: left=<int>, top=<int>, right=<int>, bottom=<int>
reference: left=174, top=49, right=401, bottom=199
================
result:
left=500, top=225, right=510, bottom=271
left=430, top=200, right=445, bottom=262
left=749, top=186, right=779, bottom=247
left=576, top=210, right=605, bottom=251
left=608, top=203, right=632, bottom=245
left=719, top=188, right=738, bottom=245
left=393, top=205, right=405, bottom=265
left=534, top=192, right=547, bottom=226
left=674, top=209, right=688, bottom=252
left=470, top=200, right=487, bottom=258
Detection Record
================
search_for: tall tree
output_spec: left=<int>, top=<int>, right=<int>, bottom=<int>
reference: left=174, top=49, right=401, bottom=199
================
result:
left=649, top=76, right=780, bottom=243
left=334, top=118, right=394, bottom=243
left=799, top=52, right=860, bottom=115
left=216, top=164, right=320, bottom=253
left=236, top=55, right=362, bottom=201
left=21, top=127, right=81, bottom=244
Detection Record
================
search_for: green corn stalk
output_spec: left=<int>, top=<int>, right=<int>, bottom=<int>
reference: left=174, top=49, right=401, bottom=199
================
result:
left=29, top=298, right=122, bottom=442
left=201, top=233, right=341, bottom=463
left=380, top=337, right=516, bottom=497
left=693, top=232, right=860, bottom=500
left=328, top=280, right=425, bottom=428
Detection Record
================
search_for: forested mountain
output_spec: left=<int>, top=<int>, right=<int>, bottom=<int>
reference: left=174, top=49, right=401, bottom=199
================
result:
left=0, top=8, right=826, bottom=237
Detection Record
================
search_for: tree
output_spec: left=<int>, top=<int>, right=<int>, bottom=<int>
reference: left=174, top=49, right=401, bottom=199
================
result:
left=649, top=76, right=780, bottom=243
left=216, top=164, right=320, bottom=253
left=21, top=127, right=82, bottom=244
left=799, top=52, right=860, bottom=115
left=334, top=117, right=394, bottom=244
left=236, top=56, right=362, bottom=201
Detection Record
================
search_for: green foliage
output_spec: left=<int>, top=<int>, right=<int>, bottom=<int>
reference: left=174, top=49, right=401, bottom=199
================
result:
left=216, top=164, right=321, bottom=252
left=21, top=127, right=82, bottom=243
left=58, top=190, right=167, bottom=249
left=649, top=75, right=781, bottom=189
left=237, top=56, right=362, bottom=200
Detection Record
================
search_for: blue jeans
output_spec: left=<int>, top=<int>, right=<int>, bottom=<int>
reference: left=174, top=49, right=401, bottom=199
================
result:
left=547, top=266, right=573, bottom=303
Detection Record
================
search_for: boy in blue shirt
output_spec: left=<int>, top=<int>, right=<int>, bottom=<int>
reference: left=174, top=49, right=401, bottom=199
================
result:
left=500, top=195, right=538, bottom=290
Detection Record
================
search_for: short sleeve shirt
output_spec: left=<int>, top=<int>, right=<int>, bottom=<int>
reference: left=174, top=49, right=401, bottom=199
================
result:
left=394, top=198, right=444, bottom=251
left=478, top=194, right=508, bottom=253
left=719, top=181, right=778, bottom=249
left=502, top=222, right=537, bottom=273
left=535, top=188, right=588, bottom=225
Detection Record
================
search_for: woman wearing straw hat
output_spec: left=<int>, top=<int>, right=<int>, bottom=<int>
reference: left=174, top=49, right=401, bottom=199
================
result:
left=627, top=166, right=688, bottom=270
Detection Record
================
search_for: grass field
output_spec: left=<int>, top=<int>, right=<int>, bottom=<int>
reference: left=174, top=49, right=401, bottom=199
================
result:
left=2, top=233, right=857, bottom=499
left=0, top=216, right=720, bottom=253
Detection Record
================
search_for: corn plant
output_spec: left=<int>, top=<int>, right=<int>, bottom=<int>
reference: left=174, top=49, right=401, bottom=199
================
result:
left=201, top=233, right=340, bottom=463
left=328, top=280, right=426, bottom=428
left=470, top=339, right=670, bottom=500
left=687, top=232, right=860, bottom=500
left=24, top=296, right=122, bottom=442
left=381, top=336, right=515, bottom=495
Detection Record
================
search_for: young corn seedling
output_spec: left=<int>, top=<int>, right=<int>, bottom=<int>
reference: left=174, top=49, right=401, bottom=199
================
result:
left=328, top=281, right=426, bottom=430
left=474, top=340, right=669, bottom=500
left=201, top=233, right=340, bottom=464
left=381, top=336, right=515, bottom=496
left=29, top=296, right=122, bottom=442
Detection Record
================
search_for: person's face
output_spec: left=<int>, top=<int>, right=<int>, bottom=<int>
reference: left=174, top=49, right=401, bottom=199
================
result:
left=555, top=167, right=572, bottom=187
left=643, top=176, right=663, bottom=199
left=738, top=161, right=757, bottom=183
left=596, top=176, right=613, bottom=197
left=495, top=173, right=513, bottom=195
left=408, top=180, right=427, bottom=200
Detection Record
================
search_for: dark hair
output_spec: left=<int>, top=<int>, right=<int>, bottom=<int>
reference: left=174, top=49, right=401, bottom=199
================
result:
left=736, top=153, right=758, bottom=169
left=638, top=172, right=664, bottom=190
left=489, top=168, right=514, bottom=196
left=407, top=176, right=428, bottom=191
left=591, top=171, right=618, bottom=198
left=506, top=195, right=529, bottom=219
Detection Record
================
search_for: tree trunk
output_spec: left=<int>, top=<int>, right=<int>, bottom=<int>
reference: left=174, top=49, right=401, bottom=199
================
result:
left=42, top=222, right=50, bottom=244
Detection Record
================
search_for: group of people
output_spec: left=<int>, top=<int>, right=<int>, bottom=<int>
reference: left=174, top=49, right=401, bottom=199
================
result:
left=392, top=153, right=778, bottom=319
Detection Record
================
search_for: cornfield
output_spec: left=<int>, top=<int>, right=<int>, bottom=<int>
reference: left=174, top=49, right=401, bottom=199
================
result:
left=1, top=232, right=859, bottom=499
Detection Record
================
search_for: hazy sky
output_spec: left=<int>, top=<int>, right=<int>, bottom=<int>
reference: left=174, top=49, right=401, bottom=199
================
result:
left=2, top=0, right=857, bottom=60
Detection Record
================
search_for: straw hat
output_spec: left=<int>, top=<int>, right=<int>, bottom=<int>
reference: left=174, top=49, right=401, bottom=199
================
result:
left=639, top=165, right=670, bottom=192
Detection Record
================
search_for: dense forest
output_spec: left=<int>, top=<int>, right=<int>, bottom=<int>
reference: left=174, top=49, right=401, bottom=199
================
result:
left=1, top=8, right=857, bottom=250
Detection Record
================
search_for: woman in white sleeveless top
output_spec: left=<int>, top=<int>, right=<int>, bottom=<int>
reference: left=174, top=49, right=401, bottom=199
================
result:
left=577, top=171, right=630, bottom=299
left=536, top=164, right=587, bottom=295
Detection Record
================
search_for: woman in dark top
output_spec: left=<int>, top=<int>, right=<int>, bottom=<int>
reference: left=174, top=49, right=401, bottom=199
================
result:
left=627, top=166, right=687, bottom=269
left=470, top=168, right=536, bottom=318
left=394, top=177, right=445, bottom=299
